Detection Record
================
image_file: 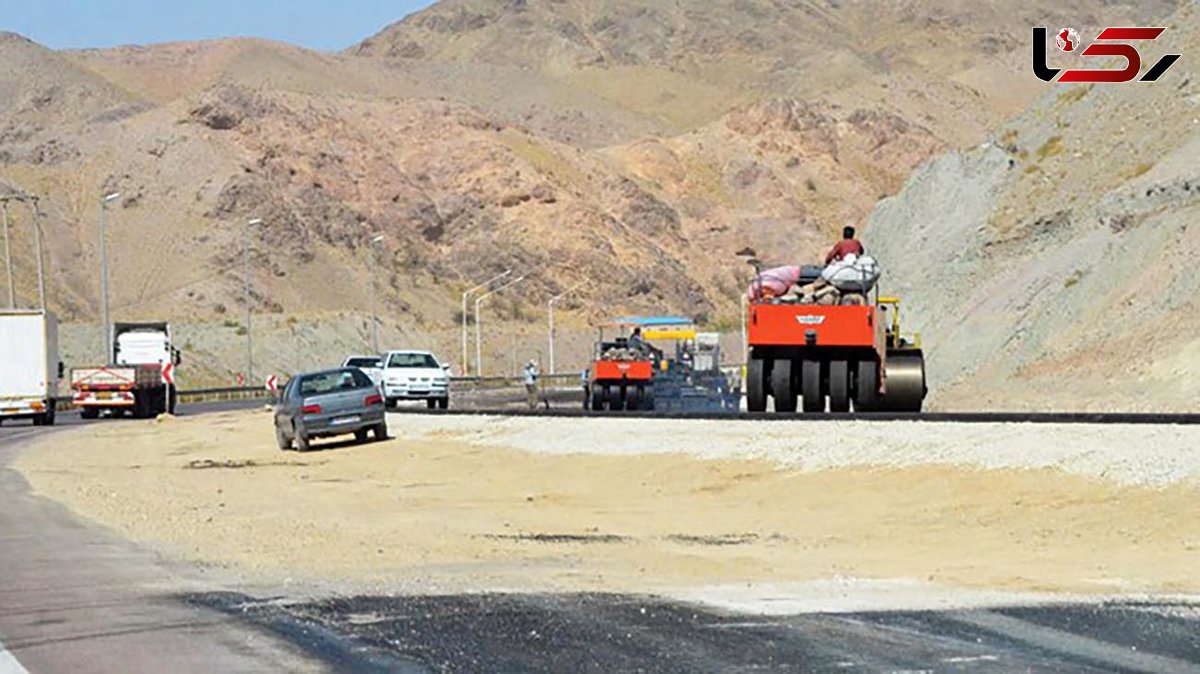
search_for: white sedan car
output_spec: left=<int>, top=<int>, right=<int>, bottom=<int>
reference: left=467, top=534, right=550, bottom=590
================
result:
left=381, top=350, right=450, bottom=409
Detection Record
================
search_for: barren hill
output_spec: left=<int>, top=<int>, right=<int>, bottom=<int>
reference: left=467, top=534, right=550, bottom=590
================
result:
left=867, top=2, right=1200, bottom=411
left=0, top=0, right=1186, bottom=389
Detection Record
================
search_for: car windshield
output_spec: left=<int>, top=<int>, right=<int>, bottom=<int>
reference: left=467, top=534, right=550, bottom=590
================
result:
left=387, top=353, right=439, bottom=369
left=298, top=369, right=372, bottom=396
left=345, top=357, right=381, bottom=368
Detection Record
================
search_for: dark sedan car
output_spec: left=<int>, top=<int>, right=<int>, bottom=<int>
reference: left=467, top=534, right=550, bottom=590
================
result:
left=274, top=368, right=387, bottom=451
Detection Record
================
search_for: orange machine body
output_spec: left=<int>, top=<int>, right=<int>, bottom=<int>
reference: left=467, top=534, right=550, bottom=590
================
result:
left=748, top=304, right=881, bottom=350
left=591, top=359, right=655, bottom=382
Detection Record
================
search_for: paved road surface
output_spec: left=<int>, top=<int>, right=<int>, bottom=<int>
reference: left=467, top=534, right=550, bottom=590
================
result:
left=3, top=403, right=1200, bottom=672
left=0, top=401, right=327, bottom=672
left=194, top=592, right=1200, bottom=672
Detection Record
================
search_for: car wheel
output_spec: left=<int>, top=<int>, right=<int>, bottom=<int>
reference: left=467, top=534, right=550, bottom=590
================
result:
left=373, top=422, right=388, bottom=441
left=275, top=422, right=292, bottom=450
left=295, top=425, right=311, bottom=452
left=438, top=397, right=449, bottom=410
left=354, top=429, right=370, bottom=444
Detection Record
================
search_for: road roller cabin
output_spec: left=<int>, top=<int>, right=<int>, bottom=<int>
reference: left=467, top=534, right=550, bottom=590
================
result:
left=745, top=296, right=927, bottom=413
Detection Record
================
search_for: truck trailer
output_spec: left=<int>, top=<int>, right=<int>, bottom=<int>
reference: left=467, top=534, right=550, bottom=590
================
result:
left=71, top=322, right=181, bottom=419
left=0, top=310, right=63, bottom=426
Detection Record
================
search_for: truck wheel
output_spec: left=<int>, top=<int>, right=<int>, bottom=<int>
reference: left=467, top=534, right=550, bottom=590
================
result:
left=438, top=397, right=449, bottom=410
left=772, top=358, right=797, bottom=413
left=168, top=390, right=178, bottom=415
left=43, top=402, right=56, bottom=427
left=746, top=356, right=768, bottom=413
left=32, top=415, right=43, bottom=427
left=426, top=398, right=437, bottom=410
left=81, top=407, right=99, bottom=420
left=829, top=360, right=850, bottom=413
left=275, top=423, right=292, bottom=450
left=801, top=359, right=824, bottom=413
left=373, top=422, right=388, bottom=441
left=385, top=398, right=397, bottom=410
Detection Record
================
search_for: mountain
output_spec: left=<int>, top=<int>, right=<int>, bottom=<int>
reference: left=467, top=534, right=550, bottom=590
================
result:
left=0, top=0, right=1184, bottom=388
left=867, top=2, right=1200, bottom=411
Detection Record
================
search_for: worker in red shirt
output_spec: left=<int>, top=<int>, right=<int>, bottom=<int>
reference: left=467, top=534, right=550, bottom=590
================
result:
left=825, top=225, right=865, bottom=265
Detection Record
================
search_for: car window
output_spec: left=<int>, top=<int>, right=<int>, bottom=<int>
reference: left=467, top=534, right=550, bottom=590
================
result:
left=345, top=357, right=381, bottom=368
left=298, top=369, right=372, bottom=395
left=387, top=353, right=439, bottom=369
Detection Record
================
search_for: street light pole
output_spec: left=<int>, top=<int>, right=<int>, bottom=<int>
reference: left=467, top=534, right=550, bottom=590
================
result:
left=474, top=275, right=525, bottom=378
left=369, top=234, right=384, bottom=354
left=1, top=200, right=13, bottom=308
left=461, top=269, right=511, bottom=375
left=244, top=218, right=263, bottom=384
left=30, top=196, right=45, bottom=311
left=548, top=282, right=586, bottom=375
left=99, top=192, right=120, bottom=361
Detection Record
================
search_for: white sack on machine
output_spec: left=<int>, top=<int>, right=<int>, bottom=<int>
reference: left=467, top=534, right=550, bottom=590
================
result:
left=747, top=265, right=802, bottom=300
left=821, top=254, right=881, bottom=293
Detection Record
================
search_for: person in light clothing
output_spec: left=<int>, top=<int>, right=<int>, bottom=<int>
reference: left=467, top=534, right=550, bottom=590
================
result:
left=522, top=359, right=540, bottom=409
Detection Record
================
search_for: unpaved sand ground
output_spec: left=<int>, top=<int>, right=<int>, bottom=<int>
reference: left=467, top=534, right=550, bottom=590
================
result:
left=15, top=412, right=1200, bottom=604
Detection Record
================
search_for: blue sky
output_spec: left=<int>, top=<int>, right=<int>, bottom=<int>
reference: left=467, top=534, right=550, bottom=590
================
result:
left=0, top=0, right=436, bottom=51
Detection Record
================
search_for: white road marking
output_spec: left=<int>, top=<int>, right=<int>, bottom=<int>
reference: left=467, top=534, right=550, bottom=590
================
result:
left=942, top=655, right=1000, bottom=663
left=0, top=640, right=29, bottom=674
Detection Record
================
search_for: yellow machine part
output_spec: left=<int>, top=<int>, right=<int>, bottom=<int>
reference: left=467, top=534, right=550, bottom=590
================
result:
left=643, top=328, right=697, bottom=340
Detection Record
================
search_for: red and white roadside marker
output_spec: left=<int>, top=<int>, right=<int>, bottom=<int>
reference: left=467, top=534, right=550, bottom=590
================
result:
left=265, top=375, right=278, bottom=394
left=161, top=362, right=175, bottom=385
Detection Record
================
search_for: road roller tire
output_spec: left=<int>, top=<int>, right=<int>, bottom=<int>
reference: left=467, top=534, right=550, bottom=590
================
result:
left=828, top=360, right=850, bottom=413
left=746, top=356, right=768, bottom=413
left=771, top=358, right=797, bottom=413
left=801, top=359, right=823, bottom=413
left=883, top=350, right=926, bottom=412
left=590, top=386, right=603, bottom=411
left=855, top=360, right=879, bottom=412
left=627, top=385, right=642, bottom=411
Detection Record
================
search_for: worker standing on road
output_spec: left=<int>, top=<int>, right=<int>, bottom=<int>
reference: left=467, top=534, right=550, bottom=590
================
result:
left=825, top=225, right=865, bottom=265
left=523, top=359, right=540, bottom=409
left=581, top=367, right=591, bottom=409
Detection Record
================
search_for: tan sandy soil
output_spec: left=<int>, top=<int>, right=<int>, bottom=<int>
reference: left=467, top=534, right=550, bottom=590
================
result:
left=15, top=411, right=1200, bottom=600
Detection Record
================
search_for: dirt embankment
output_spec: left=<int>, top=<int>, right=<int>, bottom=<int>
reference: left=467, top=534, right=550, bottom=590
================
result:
left=16, top=412, right=1200, bottom=600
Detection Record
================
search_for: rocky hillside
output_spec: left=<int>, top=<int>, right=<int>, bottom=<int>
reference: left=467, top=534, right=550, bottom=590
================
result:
left=868, top=3, right=1200, bottom=411
left=0, top=0, right=1184, bottom=385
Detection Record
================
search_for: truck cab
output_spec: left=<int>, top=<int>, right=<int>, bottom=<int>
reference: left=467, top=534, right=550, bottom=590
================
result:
left=71, top=321, right=181, bottom=419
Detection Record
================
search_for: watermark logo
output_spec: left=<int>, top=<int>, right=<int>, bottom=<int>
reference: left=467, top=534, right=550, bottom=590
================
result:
left=1055, top=28, right=1080, bottom=52
left=1033, top=26, right=1180, bottom=83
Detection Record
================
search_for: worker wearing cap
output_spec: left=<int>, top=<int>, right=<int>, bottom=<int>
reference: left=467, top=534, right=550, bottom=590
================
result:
left=825, top=225, right=865, bottom=265
left=523, top=359, right=540, bottom=409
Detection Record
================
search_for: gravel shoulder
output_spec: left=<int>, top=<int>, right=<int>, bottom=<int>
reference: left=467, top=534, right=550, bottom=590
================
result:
left=14, top=411, right=1200, bottom=609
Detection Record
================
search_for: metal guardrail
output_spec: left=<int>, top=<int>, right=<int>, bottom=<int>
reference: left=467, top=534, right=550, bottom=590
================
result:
left=51, top=374, right=586, bottom=410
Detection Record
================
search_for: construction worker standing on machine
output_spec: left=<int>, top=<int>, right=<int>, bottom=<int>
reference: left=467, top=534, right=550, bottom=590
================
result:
left=825, top=225, right=865, bottom=265
left=523, top=359, right=540, bottom=409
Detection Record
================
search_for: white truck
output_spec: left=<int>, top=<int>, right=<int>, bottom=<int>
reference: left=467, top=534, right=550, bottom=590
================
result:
left=0, top=310, right=63, bottom=426
left=71, top=322, right=181, bottom=419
